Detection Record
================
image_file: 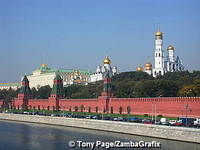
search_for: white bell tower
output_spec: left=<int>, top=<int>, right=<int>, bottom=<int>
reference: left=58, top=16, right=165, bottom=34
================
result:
left=153, top=26, right=165, bottom=77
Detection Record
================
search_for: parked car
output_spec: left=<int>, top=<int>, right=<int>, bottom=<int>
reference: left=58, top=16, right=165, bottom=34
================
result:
left=160, top=118, right=169, bottom=125
left=23, top=111, right=31, bottom=115
left=154, top=119, right=161, bottom=125
left=169, top=120, right=177, bottom=126
left=103, top=116, right=113, bottom=120
left=194, top=118, right=200, bottom=127
left=91, top=115, right=98, bottom=119
left=127, top=117, right=139, bottom=122
left=142, top=119, right=154, bottom=124
left=86, top=115, right=92, bottom=119
left=50, top=114, right=59, bottom=117
left=175, top=120, right=183, bottom=126
left=179, top=117, right=195, bottom=127
left=60, top=113, right=68, bottom=117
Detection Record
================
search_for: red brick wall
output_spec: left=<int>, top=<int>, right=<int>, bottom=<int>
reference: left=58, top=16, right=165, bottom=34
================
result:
left=28, top=99, right=49, bottom=110
left=59, top=98, right=99, bottom=112
left=109, top=97, right=200, bottom=118
left=13, top=96, right=200, bottom=118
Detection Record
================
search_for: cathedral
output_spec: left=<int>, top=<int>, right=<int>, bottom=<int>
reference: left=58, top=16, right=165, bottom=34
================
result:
left=137, top=27, right=184, bottom=77
left=90, top=56, right=118, bottom=82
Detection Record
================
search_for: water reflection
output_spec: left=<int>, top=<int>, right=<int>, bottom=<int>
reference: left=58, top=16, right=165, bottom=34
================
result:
left=0, top=120, right=199, bottom=150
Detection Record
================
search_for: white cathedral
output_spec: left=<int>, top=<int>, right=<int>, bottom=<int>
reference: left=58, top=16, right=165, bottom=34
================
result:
left=90, top=56, right=118, bottom=82
left=137, top=28, right=184, bottom=77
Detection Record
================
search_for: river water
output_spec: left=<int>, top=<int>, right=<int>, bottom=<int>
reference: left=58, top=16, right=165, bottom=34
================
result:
left=0, top=120, right=199, bottom=150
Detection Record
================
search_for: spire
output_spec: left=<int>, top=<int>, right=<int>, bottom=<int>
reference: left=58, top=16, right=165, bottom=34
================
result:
left=19, top=75, right=32, bottom=95
left=157, top=23, right=160, bottom=32
left=51, top=74, right=64, bottom=98
left=22, top=75, right=29, bottom=83
left=155, top=24, right=163, bottom=39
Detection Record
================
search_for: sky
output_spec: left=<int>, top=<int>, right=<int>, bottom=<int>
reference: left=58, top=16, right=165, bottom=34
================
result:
left=0, top=0, right=199, bottom=82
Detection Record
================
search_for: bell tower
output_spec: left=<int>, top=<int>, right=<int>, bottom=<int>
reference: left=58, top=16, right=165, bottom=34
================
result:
left=153, top=26, right=165, bottom=77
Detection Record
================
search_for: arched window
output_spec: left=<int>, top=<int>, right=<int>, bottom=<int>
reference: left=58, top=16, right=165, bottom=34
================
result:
left=110, top=106, right=113, bottom=114
left=119, top=107, right=123, bottom=114
left=69, top=107, right=72, bottom=112
left=80, top=105, right=84, bottom=112
left=127, top=106, right=131, bottom=114
left=74, top=106, right=78, bottom=112
left=88, top=107, right=91, bottom=113
left=95, top=106, right=98, bottom=113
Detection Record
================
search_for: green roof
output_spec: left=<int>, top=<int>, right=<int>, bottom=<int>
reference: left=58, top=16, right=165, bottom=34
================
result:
left=38, top=64, right=51, bottom=71
left=39, top=68, right=92, bottom=74
left=28, top=64, right=93, bottom=76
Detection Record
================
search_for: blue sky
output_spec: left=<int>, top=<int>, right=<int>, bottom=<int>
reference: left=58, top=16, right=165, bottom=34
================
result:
left=0, top=0, right=199, bottom=82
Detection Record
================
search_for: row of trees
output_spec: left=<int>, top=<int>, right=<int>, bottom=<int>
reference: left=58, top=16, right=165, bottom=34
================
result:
left=0, top=71, right=199, bottom=102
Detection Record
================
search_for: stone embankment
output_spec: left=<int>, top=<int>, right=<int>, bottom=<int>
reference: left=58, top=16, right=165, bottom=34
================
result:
left=0, top=113, right=200, bottom=143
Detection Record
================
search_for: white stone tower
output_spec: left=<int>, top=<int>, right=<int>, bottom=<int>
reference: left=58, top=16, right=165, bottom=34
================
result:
left=144, top=62, right=152, bottom=75
left=167, top=45, right=175, bottom=62
left=153, top=27, right=165, bottom=77
left=166, top=45, right=175, bottom=72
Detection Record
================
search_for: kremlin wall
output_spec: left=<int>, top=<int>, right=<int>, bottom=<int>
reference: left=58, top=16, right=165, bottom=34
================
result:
left=1, top=72, right=200, bottom=118
left=0, top=28, right=198, bottom=118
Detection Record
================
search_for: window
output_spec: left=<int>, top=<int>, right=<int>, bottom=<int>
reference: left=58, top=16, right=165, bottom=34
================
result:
left=127, top=106, right=131, bottom=114
left=111, top=107, right=113, bottom=114
left=119, top=107, right=123, bottom=114
left=95, top=106, right=98, bottom=113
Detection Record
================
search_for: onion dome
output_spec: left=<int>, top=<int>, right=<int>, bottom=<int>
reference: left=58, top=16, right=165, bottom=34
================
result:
left=103, top=56, right=111, bottom=64
left=41, top=64, right=47, bottom=67
left=137, top=66, right=143, bottom=71
left=145, top=62, right=152, bottom=70
left=155, top=25, right=163, bottom=39
left=39, top=64, right=50, bottom=71
left=167, top=45, right=175, bottom=50
left=155, top=31, right=163, bottom=36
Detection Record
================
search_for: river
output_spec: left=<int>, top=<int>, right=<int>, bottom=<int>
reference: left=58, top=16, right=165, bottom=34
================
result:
left=0, top=120, right=199, bottom=150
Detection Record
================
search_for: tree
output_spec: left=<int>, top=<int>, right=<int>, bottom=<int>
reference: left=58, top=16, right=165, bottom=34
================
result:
left=179, top=79, right=200, bottom=97
left=36, top=85, right=51, bottom=99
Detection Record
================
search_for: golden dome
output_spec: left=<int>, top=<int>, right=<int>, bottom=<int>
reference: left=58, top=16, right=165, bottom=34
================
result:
left=103, top=56, right=111, bottom=64
left=145, top=62, right=152, bottom=70
left=155, top=31, right=163, bottom=36
left=41, top=64, right=47, bottom=67
left=145, top=62, right=152, bottom=68
left=167, top=45, right=175, bottom=50
left=137, top=66, right=143, bottom=71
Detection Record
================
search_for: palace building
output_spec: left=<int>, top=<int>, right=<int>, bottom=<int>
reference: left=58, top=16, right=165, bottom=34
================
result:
left=26, top=64, right=92, bottom=88
left=137, top=27, right=184, bottom=77
left=26, top=56, right=118, bottom=89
